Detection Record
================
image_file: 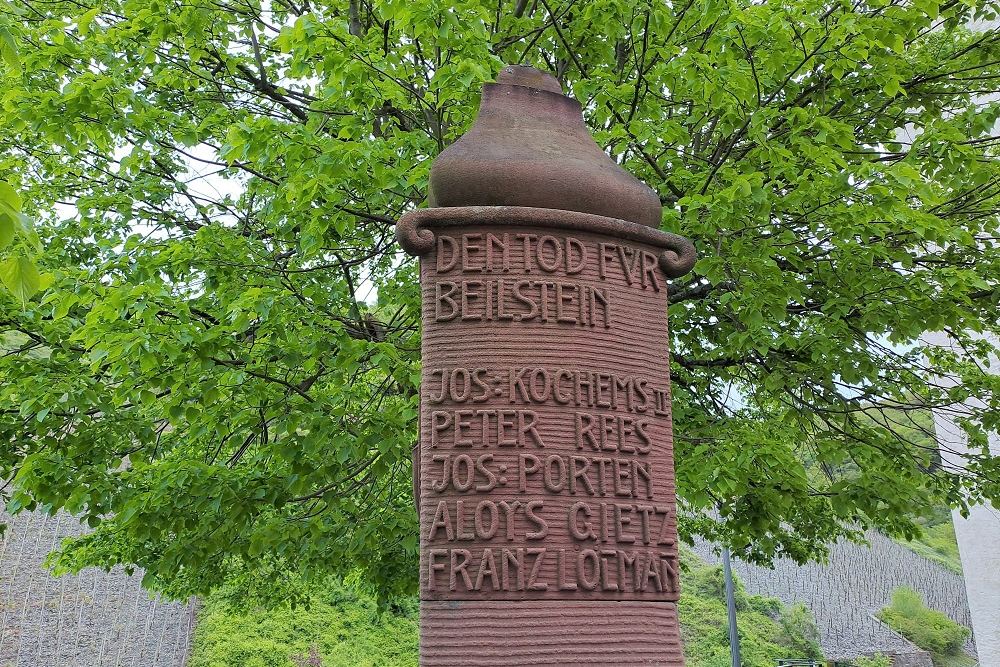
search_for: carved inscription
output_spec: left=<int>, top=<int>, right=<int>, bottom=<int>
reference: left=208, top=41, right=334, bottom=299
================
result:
left=420, top=227, right=679, bottom=601
left=425, top=546, right=679, bottom=594
left=422, top=366, right=676, bottom=595
left=426, top=368, right=673, bottom=415
left=432, top=234, right=663, bottom=326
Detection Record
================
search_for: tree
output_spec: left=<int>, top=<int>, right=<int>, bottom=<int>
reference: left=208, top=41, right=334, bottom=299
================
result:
left=1, top=0, right=999, bottom=603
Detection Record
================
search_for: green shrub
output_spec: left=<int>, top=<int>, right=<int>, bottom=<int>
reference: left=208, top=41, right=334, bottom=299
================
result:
left=747, top=594, right=782, bottom=618
left=877, top=587, right=970, bottom=657
left=682, top=558, right=780, bottom=615
left=854, top=654, right=893, bottom=667
left=901, top=509, right=963, bottom=574
left=678, top=549, right=824, bottom=667
left=188, top=581, right=418, bottom=667
left=775, top=603, right=822, bottom=659
left=684, top=563, right=748, bottom=607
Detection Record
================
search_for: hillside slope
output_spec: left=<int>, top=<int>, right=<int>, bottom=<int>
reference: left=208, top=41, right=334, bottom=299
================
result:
left=690, top=531, right=975, bottom=662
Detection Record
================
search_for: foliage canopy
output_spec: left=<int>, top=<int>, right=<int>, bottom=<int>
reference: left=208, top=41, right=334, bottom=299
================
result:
left=1, top=0, right=999, bottom=601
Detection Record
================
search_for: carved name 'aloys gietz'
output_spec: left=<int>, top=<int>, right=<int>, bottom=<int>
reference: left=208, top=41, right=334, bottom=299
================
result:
left=397, top=65, right=695, bottom=666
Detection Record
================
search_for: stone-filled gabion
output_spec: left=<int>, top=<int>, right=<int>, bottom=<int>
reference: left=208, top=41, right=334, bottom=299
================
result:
left=0, top=510, right=194, bottom=667
left=690, top=530, right=976, bottom=662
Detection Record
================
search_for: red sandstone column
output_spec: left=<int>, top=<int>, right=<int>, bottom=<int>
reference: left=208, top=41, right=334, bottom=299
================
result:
left=397, top=65, right=696, bottom=666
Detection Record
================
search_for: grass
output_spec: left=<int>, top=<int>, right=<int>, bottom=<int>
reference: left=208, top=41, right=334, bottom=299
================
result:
left=933, top=655, right=978, bottom=667
left=190, top=549, right=822, bottom=667
left=901, top=507, right=963, bottom=575
left=877, top=587, right=972, bottom=667
left=679, top=547, right=822, bottom=667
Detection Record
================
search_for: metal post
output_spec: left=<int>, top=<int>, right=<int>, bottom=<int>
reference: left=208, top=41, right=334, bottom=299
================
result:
left=722, top=547, right=742, bottom=667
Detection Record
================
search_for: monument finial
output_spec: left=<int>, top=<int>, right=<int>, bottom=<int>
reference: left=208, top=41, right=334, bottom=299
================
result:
left=428, top=64, right=664, bottom=228
left=494, top=64, right=564, bottom=93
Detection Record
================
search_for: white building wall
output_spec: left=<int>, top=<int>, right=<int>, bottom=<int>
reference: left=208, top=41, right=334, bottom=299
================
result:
left=923, top=330, right=1000, bottom=663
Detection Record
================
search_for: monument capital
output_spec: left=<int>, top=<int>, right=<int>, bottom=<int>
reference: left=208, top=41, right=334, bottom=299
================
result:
left=427, top=64, right=665, bottom=229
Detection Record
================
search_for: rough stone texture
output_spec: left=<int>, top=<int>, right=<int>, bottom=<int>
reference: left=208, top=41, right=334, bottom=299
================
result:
left=420, top=601, right=683, bottom=665
left=690, top=531, right=976, bottom=661
left=417, top=220, right=681, bottom=603
left=886, top=651, right=933, bottom=667
left=923, top=329, right=1000, bottom=667
left=407, top=64, right=695, bottom=665
left=0, top=510, right=194, bottom=667
left=410, top=211, right=689, bottom=663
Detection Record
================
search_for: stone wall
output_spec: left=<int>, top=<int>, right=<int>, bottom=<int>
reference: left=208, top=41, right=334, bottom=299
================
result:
left=887, top=650, right=933, bottom=667
left=0, top=510, right=194, bottom=667
left=690, top=530, right=976, bottom=662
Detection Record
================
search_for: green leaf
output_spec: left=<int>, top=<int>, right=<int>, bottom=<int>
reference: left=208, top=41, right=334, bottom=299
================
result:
left=14, top=213, right=40, bottom=251
left=0, top=255, right=41, bottom=305
left=884, top=78, right=903, bottom=97
left=37, top=272, right=54, bottom=291
left=0, top=28, right=19, bottom=70
left=0, top=181, right=22, bottom=212
left=0, top=210, right=13, bottom=248
left=78, top=7, right=100, bottom=35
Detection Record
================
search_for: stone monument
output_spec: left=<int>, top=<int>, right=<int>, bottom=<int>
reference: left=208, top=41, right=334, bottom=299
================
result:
left=397, top=65, right=696, bottom=666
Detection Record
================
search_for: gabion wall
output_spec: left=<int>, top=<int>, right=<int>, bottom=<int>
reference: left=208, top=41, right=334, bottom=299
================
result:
left=0, top=510, right=194, bottom=667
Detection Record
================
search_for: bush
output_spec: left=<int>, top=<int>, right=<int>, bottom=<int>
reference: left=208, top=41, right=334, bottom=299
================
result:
left=901, top=510, right=963, bottom=575
left=678, top=548, right=825, bottom=667
left=877, top=587, right=970, bottom=657
left=747, top=594, right=782, bottom=618
left=683, top=558, right=779, bottom=616
left=684, top=563, right=750, bottom=608
left=854, top=654, right=893, bottom=667
left=188, top=581, right=418, bottom=667
left=775, top=603, right=822, bottom=659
